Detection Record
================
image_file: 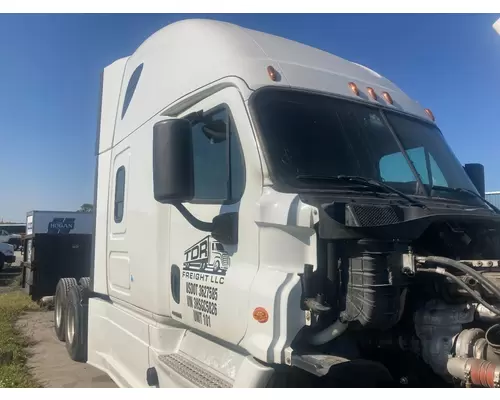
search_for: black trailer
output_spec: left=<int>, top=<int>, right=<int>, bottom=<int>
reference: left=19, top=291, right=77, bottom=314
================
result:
left=21, top=211, right=93, bottom=301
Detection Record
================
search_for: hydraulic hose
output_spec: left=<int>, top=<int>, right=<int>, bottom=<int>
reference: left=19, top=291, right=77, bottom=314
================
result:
left=308, top=319, right=349, bottom=346
left=417, top=268, right=500, bottom=316
left=419, top=256, right=500, bottom=301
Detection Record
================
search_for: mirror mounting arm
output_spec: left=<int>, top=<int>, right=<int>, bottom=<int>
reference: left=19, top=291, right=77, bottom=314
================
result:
left=173, top=202, right=213, bottom=232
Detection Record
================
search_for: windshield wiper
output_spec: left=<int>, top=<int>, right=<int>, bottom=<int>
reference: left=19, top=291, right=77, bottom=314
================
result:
left=431, top=185, right=500, bottom=214
left=296, top=174, right=427, bottom=209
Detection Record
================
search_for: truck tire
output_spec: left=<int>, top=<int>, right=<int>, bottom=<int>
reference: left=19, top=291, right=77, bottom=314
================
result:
left=79, top=277, right=91, bottom=289
left=0, top=253, right=4, bottom=271
left=54, top=278, right=78, bottom=341
left=65, top=285, right=88, bottom=362
left=214, top=260, right=221, bottom=273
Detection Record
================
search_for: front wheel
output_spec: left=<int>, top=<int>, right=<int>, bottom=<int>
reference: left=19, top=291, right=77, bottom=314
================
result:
left=214, top=260, right=221, bottom=273
left=0, top=254, right=4, bottom=271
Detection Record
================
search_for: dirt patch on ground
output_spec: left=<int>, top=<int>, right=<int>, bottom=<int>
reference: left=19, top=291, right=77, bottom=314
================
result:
left=2, top=254, right=116, bottom=388
left=17, top=310, right=117, bottom=388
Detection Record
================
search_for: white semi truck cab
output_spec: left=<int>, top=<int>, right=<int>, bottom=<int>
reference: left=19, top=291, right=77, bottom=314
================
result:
left=55, top=19, right=500, bottom=388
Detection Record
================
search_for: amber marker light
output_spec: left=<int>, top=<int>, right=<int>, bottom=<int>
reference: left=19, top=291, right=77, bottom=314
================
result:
left=382, top=92, right=393, bottom=105
left=348, top=82, right=360, bottom=96
left=425, top=108, right=435, bottom=121
left=367, top=87, right=377, bottom=100
left=267, top=66, right=279, bottom=82
left=253, top=307, right=269, bottom=323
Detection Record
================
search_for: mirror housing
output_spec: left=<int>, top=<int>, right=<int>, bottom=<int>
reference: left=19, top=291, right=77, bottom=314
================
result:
left=211, top=212, right=238, bottom=245
left=153, top=119, right=194, bottom=203
left=152, top=118, right=239, bottom=246
left=464, top=163, right=485, bottom=198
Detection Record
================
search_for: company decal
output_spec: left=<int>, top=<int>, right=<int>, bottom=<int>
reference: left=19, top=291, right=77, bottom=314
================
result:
left=47, top=218, right=75, bottom=234
left=26, top=216, right=33, bottom=235
left=182, top=235, right=230, bottom=328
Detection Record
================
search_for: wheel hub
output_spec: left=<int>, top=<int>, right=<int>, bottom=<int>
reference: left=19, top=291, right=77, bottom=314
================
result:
left=56, top=298, right=62, bottom=327
left=66, top=307, right=75, bottom=344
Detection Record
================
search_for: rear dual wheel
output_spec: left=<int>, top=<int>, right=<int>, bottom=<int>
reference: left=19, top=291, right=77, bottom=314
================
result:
left=65, top=284, right=88, bottom=362
left=54, top=278, right=78, bottom=341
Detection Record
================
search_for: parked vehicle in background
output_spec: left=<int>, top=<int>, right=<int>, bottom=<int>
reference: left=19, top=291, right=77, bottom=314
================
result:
left=0, top=229, right=11, bottom=243
left=22, top=210, right=93, bottom=301
left=0, top=242, right=15, bottom=271
left=0, top=230, right=22, bottom=250
left=0, top=223, right=27, bottom=250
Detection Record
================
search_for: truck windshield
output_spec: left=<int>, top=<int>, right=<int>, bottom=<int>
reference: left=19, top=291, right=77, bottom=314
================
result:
left=251, top=88, right=479, bottom=203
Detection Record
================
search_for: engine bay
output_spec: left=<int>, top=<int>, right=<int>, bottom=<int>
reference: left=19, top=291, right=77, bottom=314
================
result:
left=296, top=199, right=500, bottom=387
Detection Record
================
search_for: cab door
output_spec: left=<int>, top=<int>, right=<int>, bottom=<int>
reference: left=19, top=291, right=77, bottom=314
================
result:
left=168, top=87, right=261, bottom=345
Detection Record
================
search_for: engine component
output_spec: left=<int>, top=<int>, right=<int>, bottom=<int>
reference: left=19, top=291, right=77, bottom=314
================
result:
left=447, top=358, right=500, bottom=388
left=402, top=250, right=416, bottom=276
left=414, top=300, right=475, bottom=377
left=474, top=303, right=500, bottom=323
left=417, top=267, right=500, bottom=316
left=452, top=324, right=500, bottom=367
left=416, top=256, right=500, bottom=301
left=486, top=324, right=500, bottom=358
left=308, top=319, right=348, bottom=346
left=482, top=271, right=500, bottom=296
left=459, top=259, right=500, bottom=268
left=454, top=328, right=485, bottom=359
left=341, top=240, right=407, bottom=329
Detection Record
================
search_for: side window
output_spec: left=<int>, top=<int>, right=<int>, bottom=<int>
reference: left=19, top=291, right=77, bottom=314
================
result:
left=429, top=156, right=448, bottom=187
left=379, top=151, right=415, bottom=183
left=121, top=63, right=143, bottom=120
left=379, top=147, right=448, bottom=186
left=114, top=166, right=126, bottom=223
left=191, top=107, right=245, bottom=203
left=406, top=147, right=429, bottom=184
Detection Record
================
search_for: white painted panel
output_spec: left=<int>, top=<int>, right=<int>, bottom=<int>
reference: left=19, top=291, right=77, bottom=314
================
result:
left=109, top=252, right=131, bottom=290
left=28, top=211, right=93, bottom=235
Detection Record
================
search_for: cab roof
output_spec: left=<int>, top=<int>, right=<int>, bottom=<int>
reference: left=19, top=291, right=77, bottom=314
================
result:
left=101, top=19, right=433, bottom=150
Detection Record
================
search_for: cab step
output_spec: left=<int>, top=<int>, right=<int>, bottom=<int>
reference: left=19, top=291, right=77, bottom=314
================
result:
left=158, top=353, right=233, bottom=388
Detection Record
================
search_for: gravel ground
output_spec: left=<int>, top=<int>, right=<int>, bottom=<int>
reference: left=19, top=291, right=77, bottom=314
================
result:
left=17, top=310, right=117, bottom=388
left=1, top=252, right=117, bottom=388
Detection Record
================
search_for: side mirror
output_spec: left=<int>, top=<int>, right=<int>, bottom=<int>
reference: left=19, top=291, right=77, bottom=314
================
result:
left=464, top=163, right=485, bottom=198
left=153, top=119, right=194, bottom=203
